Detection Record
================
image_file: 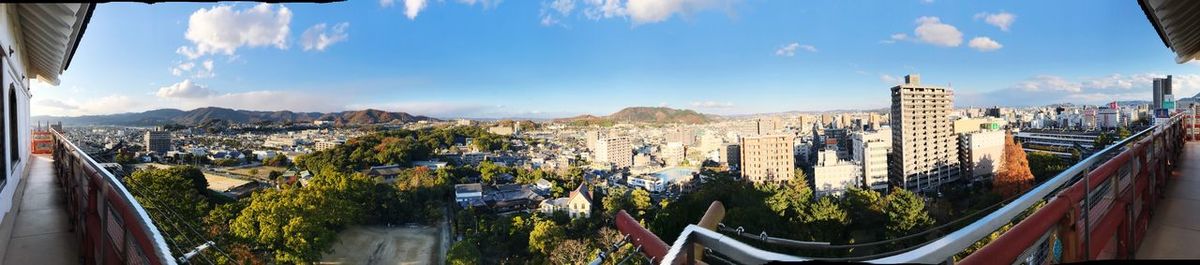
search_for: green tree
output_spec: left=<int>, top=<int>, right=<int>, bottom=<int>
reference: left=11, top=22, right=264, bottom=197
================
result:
left=602, top=186, right=632, bottom=218
left=528, top=219, right=565, bottom=257
left=124, top=167, right=211, bottom=259
left=842, top=187, right=886, bottom=238
left=447, top=239, right=482, bottom=265
left=883, top=188, right=934, bottom=238
left=806, top=196, right=849, bottom=242
left=631, top=188, right=653, bottom=217
left=1116, top=127, right=1131, bottom=140
left=1027, top=151, right=1068, bottom=184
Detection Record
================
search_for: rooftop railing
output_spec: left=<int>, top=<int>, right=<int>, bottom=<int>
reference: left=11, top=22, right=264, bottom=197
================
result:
left=48, top=128, right=176, bottom=265
left=610, top=113, right=1186, bottom=264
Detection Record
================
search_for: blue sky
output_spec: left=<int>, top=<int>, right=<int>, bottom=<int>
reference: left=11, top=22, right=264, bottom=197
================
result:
left=30, top=0, right=1200, bottom=119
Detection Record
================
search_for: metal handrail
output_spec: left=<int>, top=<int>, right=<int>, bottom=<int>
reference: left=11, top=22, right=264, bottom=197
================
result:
left=50, top=128, right=177, bottom=265
left=641, top=114, right=1184, bottom=264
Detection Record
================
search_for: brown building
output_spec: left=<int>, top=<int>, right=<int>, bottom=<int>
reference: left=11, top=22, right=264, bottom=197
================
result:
left=740, top=135, right=795, bottom=184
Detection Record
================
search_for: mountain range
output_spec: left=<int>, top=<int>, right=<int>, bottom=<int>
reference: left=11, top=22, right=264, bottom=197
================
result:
left=554, top=107, right=716, bottom=125
left=33, top=107, right=439, bottom=126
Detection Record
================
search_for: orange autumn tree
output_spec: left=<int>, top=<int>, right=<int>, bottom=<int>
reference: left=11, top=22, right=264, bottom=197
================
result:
left=994, top=132, right=1034, bottom=198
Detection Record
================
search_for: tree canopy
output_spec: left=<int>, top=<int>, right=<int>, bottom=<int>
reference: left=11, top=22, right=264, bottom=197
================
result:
left=994, top=132, right=1035, bottom=198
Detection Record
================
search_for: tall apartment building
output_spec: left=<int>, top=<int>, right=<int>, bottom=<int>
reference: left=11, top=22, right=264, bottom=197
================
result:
left=740, top=135, right=795, bottom=184
left=890, top=74, right=961, bottom=192
left=594, top=136, right=632, bottom=168
left=585, top=131, right=606, bottom=151
left=144, top=130, right=171, bottom=155
left=1153, top=75, right=1173, bottom=111
left=853, top=126, right=892, bottom=191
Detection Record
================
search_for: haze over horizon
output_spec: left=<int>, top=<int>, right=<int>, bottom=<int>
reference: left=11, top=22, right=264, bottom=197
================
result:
left=30, top=0, right=1200, bottom=119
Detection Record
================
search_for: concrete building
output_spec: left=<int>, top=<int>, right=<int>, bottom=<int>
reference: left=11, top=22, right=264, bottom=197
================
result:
left=719, top=143, right=740, bottom=168
left=144, top=130, right=170, bottom=155
left=594, top=136, right=632, bottom=168
left=852, top=127, right=892, bottom=191
left=1098, top=107, right=1121, bottom=129
left=663, top=142, right=688, bottom=166
left=890, top=74, right=961, bottom=192
left=740, top=135, right=795, bottom=184
left=314, top=139, right=343, bottom=151
left=959, top=129, right=1005, bottom=183
left=813, top=146, right=861, bottom=197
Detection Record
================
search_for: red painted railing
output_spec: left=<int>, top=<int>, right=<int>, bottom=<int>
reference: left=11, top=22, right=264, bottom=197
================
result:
left=960, top=115, right=1184, bottom=264
left=50, top=129, right=177, bottom=265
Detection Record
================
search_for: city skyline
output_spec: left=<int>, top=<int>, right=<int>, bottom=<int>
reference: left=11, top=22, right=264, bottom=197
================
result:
left=30, top=0, right=1200, bottom=119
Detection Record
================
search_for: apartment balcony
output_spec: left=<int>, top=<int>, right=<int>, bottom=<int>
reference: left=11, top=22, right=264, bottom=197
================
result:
left=0, top=130, right=175, bottom=265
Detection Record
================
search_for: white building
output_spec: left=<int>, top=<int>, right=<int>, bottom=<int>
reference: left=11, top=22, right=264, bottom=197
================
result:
left=663, top=141, right=687, bottom=166
left=959, top=129, right=1006, bottom=183
left=628, top=174, right=667, bottom=192
left=813, top=146, right=861, bottom=197
left=852, top=127, right=892, bottom=191
left=454, top=183, right=484, bottom=204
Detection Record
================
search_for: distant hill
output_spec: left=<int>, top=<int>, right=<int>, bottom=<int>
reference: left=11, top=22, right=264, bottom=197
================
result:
left=33, top=107, right=439, bottom=126
left=555, top=107, right=714, bottom=125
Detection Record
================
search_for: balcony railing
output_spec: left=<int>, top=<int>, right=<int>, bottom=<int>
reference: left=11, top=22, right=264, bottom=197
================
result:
left=48, top=128, right=176, bottom=265
left=610, top=113, right=1186, bottom=264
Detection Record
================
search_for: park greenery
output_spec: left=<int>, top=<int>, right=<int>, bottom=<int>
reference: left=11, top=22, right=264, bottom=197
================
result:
left=117, top=124, right=1099, bottom=264
left=122, top=126, right=517, bottom=264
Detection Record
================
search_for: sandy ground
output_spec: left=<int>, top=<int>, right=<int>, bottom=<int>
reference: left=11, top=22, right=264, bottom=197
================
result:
left=204, top=173, right=250, bottom=192
left=227, top=166, right=287, bottom=180
left=319, top=226, right=441, bottom=265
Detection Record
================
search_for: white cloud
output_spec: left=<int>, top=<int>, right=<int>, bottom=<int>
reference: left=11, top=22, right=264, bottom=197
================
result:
left=880, top=74, right=901, bottom=84
left=177, top=4, right=292, bottom=59
left=968, top=37, right=1002, bottom=52
left=625, top=0, right=734, bottom=25
left=774, top=42, right=816, bottom=57
left=157, top=79, right=215, bottom=98
left=36, top=99, right=79, bottom=111
left=405, top=0, right=428, bottom=19
left=570, top=0, right=732, bottom=25
left=1014, top=75, right=1081, bottom=92
left=966, top=73, right=1200, bottom=107
left=913, top=16, right=962, bottom=47
left=171, top=60, right=215, bottom=78
left=458, top=0, right=503, bottom=9
left=690, top=101, right=734, bottom=108
left=974, top=11, right=1015, bottom=31
left=540, top=0, right=576, bottom=26
left=301, top=22, right=350, bottom=51
left=34, top=96, right=144, bottom=116
left=381, top=0, right=395, bottom=7
left=583, top=0, right=627, bottom=20
left=171, top=61, right=195, bottom=76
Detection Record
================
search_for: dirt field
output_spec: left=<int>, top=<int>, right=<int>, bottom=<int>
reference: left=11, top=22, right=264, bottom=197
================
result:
left=204, top=173, right=250, bottom=192
left=319, top=226, right=441, bottom=265
left=227, top=166, right=287, bottom=180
